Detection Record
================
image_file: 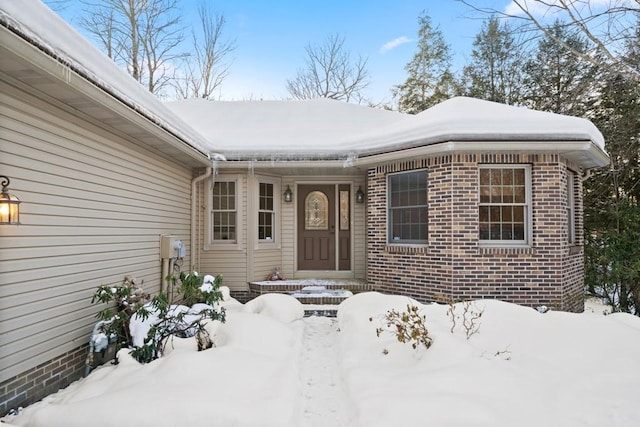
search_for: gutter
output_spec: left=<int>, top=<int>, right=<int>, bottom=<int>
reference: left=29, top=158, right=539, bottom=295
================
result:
left=190, top=166, right=213, bottom=272
left=215, top=139, right=610, bottom=171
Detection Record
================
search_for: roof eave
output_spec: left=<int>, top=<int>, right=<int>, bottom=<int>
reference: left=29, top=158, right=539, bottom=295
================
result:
left=218, top=139, right=609, bottom=170
left=0, top=19, right=211, bottom=168
left=355, top=139, right=609, bottom=169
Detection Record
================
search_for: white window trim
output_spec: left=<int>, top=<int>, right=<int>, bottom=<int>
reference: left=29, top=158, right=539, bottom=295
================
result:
left=386, top=169, right=429, bottom=246
left=254, top=175, right=281, bottom=250
left=204, top=174, right=243, bottom=251
left=478, top=164, right=532, bottom=248
left=567, top=170, right=576, bottom=244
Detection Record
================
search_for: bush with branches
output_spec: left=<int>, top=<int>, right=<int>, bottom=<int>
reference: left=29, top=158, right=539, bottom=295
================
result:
left=370, top=304, right=433, bottom=350
left=446, top=300, right=484, bottom=339
left=91, top=272, right=226, bottom=364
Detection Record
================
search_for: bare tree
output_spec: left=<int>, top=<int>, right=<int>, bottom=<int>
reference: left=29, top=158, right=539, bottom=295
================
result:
left=173, top=2, right=236, bottom=99
left=79, top=0, right=184, bottom=95
left=43, top=0, right=72, bottom=12
left=458, top=0, right=640, bottom=81
left=286, top=34, right=370, bottom=103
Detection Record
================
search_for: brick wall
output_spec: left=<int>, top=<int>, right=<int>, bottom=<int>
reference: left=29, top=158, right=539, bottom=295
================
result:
left=368, top=158, right=454, bottom=302
left=562, top=163, right=585, bottom=312
left=0, top=345, right=87, bottom=416
left=367, top=153, right=584, bottom=312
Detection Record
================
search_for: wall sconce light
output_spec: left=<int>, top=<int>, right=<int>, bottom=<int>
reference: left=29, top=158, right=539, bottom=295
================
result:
left=1, top=175, right=21, bottom=225
left=283, top=185, right=293, bottom=203
left=355, top=186, right=365, bottom=203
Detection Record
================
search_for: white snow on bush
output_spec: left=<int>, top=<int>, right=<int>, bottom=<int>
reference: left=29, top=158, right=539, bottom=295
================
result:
left=5, top=294, right=640, bottom=427
left=128, top=303, right=160, bottom=348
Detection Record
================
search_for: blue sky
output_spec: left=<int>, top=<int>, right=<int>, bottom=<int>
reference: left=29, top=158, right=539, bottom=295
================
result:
left=50, top=0, right=514, bottom=102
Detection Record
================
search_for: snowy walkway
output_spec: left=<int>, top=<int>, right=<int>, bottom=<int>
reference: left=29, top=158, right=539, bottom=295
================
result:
left=299, top=316, right=351, bottom=427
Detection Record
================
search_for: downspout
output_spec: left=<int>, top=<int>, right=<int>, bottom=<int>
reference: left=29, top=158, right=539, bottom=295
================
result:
left=191, top=166, right=213, bottom=273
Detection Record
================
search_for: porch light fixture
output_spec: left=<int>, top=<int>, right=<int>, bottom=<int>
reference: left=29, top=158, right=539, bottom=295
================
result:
left=355, top=186, right=365, bottom=204
left=0, top=175, right=21, bottom=225
left=283, top=185, right=293, bottom=203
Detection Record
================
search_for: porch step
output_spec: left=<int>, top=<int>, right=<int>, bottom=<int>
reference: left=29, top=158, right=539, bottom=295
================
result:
left=249, top=278, right=371, bottom=299
left=291, top=286, right=353, bottom=305
left=248, top=279, right=372, bottom=316
left=303, top=304, right=339, bottom=318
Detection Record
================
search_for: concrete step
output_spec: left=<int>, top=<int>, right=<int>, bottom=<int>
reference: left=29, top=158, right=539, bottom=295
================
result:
left=249, top=279, right=371, bottom=300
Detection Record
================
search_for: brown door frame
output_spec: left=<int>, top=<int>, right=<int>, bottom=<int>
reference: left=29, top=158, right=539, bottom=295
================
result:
left=295, top=182, right=353, bottom=273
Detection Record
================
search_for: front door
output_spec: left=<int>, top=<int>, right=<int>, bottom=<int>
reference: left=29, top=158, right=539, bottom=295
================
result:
left=298, top=185, right=335, bottom=270
left=297, top=184, right=351, bottom=271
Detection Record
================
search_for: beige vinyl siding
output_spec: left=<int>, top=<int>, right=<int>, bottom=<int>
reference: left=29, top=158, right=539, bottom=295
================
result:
left=353, top=177, right=367, bottom=279
left=0, top=84, right=193, bottom=383
left=281, top=177, right=296, bottom=279
left=252, top=249, right=283, bottom=282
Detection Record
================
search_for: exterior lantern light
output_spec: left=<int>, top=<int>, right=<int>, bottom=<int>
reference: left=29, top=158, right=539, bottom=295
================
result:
left=0, top=175, right=21, bottom=225
left=283, top=185, right=293, bottom=203
left=355, top=186, right=365, bottom=203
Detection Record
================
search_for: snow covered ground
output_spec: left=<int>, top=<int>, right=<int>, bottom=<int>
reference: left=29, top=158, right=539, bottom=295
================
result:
left=3, top=292, right=640, bottom=427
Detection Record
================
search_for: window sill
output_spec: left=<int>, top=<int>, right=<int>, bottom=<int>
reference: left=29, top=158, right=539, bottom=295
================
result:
left=385, top=244, right=427, bottom=255
left=479, top=245, right=534, bottom=255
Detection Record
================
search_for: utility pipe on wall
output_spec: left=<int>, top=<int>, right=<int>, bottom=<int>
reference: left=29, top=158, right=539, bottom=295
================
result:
left=161, top=258, right=170, bottom=294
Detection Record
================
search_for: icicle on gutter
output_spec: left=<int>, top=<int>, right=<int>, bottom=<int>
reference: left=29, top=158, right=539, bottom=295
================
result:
left=343, top=152, right=358, bottom=168
left=210, top=153, right=226, bottom=176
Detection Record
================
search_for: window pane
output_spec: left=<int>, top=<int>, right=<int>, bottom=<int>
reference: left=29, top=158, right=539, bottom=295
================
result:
left=490, top=206, right=501, bottom=222
left=490, top=186, right=501, bottom=203
left=479, top=206, right=489, bottom=222
left=502, top=169, right=513, bottom=186
left=259, top=183, right=274, bottom=211
left=491, top=169, right=502, bottom=185
left=212, top=181, right=237, bottom=242
left=502, top=223, right=513, bottom=240
left=305, top=191, right=328, bottom=230
left=479, top=223, right=490, bottom=240
left=228, top=182, right=236, bottom=209
left=502, top=206, right=513, bottom=222
left=258, top=212, right=273, bottom=240
left=388, top=170, right=428, bottom=242
left=513, top=224, right=525, bottom=240
left=340, top=190, right=349, bottom=231
left=490, top=223, right=500, bottom=240
left=514, top=186, right=525, bottom=203
left=478, top=167, right=528, bottom=242
left=213, top=212, right=236, bottom=240
left=513, top=206, right=524, bottom=222
left=479, top=185, right=490, bottom=203
left=480, top=169, right=490, bottom=185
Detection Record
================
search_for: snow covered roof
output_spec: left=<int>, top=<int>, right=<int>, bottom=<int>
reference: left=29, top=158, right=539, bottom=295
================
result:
left=163, top=98, right=411, bottom=157
left=0, top=1, right=608, bottom=170
left=0, top=0, right=212, bottom=163
left=166, top=97, right=608, bottom=168
left=342, top=97, right=606, bottom=153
